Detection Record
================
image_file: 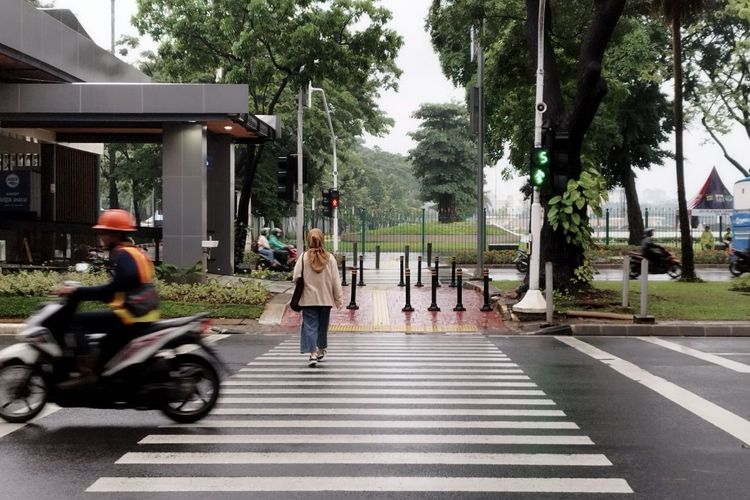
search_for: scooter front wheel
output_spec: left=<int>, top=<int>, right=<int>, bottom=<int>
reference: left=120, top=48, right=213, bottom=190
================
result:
left=729, top=262, right=744, bottom=277
left=0, top=362, right=48, bottom=423
left=667, top=264, right=682, bottom=279
left=161, top=355, right=220, bottom=423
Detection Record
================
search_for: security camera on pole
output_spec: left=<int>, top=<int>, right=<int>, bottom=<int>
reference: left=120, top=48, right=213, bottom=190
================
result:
left=513, top=0, right=548, bottom=314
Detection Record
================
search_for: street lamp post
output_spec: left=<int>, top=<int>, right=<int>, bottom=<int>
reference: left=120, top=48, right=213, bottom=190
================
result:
left=513, top=0, right=547, bottom=314
left=308, top=84, right=339, bottom=253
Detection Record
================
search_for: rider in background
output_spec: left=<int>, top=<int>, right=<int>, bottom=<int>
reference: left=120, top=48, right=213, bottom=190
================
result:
left=257, top=228, right=281, bottom=266
left=641, top=228, right=666, bottom=264
left=700, top=225, right=715, bottom=250
left=54, top=209, right=160, bottom=388
left=269, top=227, right=290, bottom=264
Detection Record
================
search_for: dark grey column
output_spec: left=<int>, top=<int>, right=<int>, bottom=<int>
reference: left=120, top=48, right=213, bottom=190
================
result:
left=207, top=133, right=234, bottom=275
left=162, top=123, right=207, bottom=269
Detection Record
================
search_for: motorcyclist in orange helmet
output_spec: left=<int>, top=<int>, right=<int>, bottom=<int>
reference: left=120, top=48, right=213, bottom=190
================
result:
left=54, top=209, right=160, bottom=389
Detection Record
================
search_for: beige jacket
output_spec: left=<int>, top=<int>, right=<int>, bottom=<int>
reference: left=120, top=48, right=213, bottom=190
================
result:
left=292, top=251, right=343, bottom=308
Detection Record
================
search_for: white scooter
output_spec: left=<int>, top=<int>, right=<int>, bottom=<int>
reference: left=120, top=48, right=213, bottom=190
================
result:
left=0, top=296, right=226, bottom=424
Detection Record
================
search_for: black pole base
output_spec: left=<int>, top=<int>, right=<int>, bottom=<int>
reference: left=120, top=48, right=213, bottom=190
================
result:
left=428, top=305, right=440, bottom=312
left=347, top=303, right=359, bottom=310
left=414, top=282, right=424, bottom=288
left=402, top=305, right=414, bottom=312
left=453, top=305, right=466, bottom=312
left=480, top=304, right=493, bottom=312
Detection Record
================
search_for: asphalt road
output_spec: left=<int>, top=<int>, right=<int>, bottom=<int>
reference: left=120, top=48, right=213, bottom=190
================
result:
left=1, top=332, right=750, bottom=499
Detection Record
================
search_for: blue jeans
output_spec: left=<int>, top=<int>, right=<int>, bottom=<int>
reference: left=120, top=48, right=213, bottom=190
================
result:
left=300, top=306, right=331, bottom=354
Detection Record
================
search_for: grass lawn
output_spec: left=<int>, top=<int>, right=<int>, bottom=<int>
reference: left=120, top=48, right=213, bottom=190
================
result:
left=493, top=280, right=750, bottom=321
left=0, top=296, right=263, bottom=320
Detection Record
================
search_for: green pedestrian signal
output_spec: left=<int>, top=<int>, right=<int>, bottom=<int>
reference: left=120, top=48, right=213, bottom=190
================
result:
left=530, top=147, right=550, bottom=187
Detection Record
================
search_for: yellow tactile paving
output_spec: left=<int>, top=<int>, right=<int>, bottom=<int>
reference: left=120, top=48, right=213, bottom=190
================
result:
left=372, top=290, right=390, bottom=327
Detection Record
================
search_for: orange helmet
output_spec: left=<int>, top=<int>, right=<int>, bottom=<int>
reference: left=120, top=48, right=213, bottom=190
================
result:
left=93, top=209, right=136, bottom=232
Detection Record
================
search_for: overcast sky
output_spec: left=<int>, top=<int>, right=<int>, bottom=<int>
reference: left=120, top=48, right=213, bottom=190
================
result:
left=50, top=0, right=749, bottom=207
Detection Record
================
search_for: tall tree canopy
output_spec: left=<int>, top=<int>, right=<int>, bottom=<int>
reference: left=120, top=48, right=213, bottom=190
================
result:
left=133, top=0, right=403, bottom=250
left=408, top=103, right=476, bottom=222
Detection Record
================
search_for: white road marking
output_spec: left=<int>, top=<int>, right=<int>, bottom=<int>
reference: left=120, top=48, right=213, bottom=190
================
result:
left=87, top=476, right=633, bottom=493
left=139, top=433, right=594, bottom=445
left=239, top=367, right=522, bottom=373
left=161, top=419, right=580, bottom=430
left=247, top=361, right=519, bottom=367
left=217, top=397, right=555, bottom=405
left=638, top=337, right=750, bottom=373
left=232, top=373, right=527, bottom=379
left=211, top=408, right=566, bottom=416
left=116, top=451, right=610, bottom=466
left=220, top=388, right=546, bottom=396
left=558, top=336, right=750, bottom=446
left=222, top=380, right=536, bottom=387
left=260, top=355, right=510, bottom=361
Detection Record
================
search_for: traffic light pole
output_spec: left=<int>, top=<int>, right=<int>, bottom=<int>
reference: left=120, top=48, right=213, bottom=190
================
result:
left=296, top=88, right=304, bottom=254
left=309, top=85, right=339, bottom=253
left=514, top=0, right=547, bottom=314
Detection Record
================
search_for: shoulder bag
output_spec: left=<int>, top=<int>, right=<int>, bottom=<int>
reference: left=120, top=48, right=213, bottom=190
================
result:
left=289, top=252, right=305, bottom=312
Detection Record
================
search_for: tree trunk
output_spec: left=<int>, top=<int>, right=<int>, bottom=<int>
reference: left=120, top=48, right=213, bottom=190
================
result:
left=672, top=16, right=697, bottom=280
left=623, top=167, right=644, bottom=245
left=235, top=144, right=264, bottom=269
left=132, top=178, right=141, bottom=227
left=107, top=145, right=119, bottom=209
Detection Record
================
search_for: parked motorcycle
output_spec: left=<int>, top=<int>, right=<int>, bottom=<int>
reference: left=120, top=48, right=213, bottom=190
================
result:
left=628, top=250, right=682, bottom=279
left=729, top=249, right=750, bottom=277
left=514, top=248, right=529, bottom=273
left=0, top=295, right=225, bottom=424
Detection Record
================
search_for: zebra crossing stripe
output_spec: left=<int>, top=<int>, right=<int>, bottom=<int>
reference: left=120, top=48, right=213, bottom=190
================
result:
left=138, top=434, right=594, bottom=445
left=221, top=380, right=536, bottom=387
left=239, top=368, right=523, bottom=373
left=160, top=420, right=580, bottom=429
left=219, top=388, right=546, bottom=396
left=260, top=355, right=510, bottom=360
left=87, top=476, right=633, bottom=493
left=210, top=408, right=566, bottom=416
left=246, top=361, right=519, bottom=367
left=217, top=397, right=555, bottom=405
left=232, top=373, right=528, bottom=379
left=116, top=452, right=611, bottom=466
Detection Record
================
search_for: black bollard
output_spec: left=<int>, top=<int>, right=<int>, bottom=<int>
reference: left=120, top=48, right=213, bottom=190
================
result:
left=375, top=245, right=381, bottom=270
left=398, top=255, right=405, bottom=287
left=428, top=269, right=440, bottom=311
left=347, top=269, right=359, bottom=310
left=405, top=245, right=410, bottom=271
left=341, top=256, right=348, bottom=286
left=453, top=268, right=466, bottom=311
left=352, top=242, right=358, bottom=270
left=415, top=255, right=424, bottom=288
left=481, top=268, right=493, bottom=311
left=357, top=254, right=366, bottom=286
left=402, top=268, right=414, bottom=312
left=434, top=256, right=441, bottom=287
left=449, top=256, right=457, bottom=288
left=427, top=242, right=432, bottom=266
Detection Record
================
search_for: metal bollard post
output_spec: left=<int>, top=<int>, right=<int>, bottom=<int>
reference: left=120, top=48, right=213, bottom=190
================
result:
left=449, top=256, right=457, bottom=288
left=405, top=245, right=410, bottom=271
left=453, top=269, right=466, bottom=311
left=347, top=269, right=359, bottom=310
left=434, top=256, right=441, bottom=287
left=415, top=255, right=424, bottom=288
left=402, top=268, right=414, bottom=312
left=398, top=255, right=405, bottom=287
left=427, top=242, right=432, bottom=266
left=481, top=268, right=493, bottom=311
left=545, top=261, right=553, bottom=324
left=428, top=269, right=440, bottom=311
left=634, top=257, right=654, bottom=323
left=358, top=255, right=366, bottom=286
left=341, top=256, right=348, bottom=286
left=375, top=245, right=381, bottom=270
left=352, top=242, right=358, bottom=269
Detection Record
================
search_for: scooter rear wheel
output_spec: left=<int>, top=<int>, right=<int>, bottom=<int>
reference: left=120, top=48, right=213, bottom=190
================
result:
left=0, top=362, right=48, bottom=423
left=161, top=355, right=220, bottom=423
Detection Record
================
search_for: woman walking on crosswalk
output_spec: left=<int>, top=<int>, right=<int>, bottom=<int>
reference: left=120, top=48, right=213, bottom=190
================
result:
left=292, top=228, right=343, bottom=366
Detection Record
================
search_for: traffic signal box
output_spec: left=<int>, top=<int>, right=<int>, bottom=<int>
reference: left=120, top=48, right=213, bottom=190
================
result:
left=530, top=147, right=550, bottom=187
left=321, top=188, right=339, bottom=218
left=277, top=154, right=309, bottom=202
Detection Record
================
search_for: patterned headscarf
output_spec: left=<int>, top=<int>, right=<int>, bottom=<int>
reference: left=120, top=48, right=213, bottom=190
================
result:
left=306, top=228, right=329, bottom=273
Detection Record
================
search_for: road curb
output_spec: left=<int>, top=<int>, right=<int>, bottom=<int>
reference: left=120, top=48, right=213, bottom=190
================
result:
left=535, top=323, right=750, bottom=337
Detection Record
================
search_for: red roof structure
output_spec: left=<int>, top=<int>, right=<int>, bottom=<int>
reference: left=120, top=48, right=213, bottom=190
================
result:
left=688, top=167, right=734, bottom=215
